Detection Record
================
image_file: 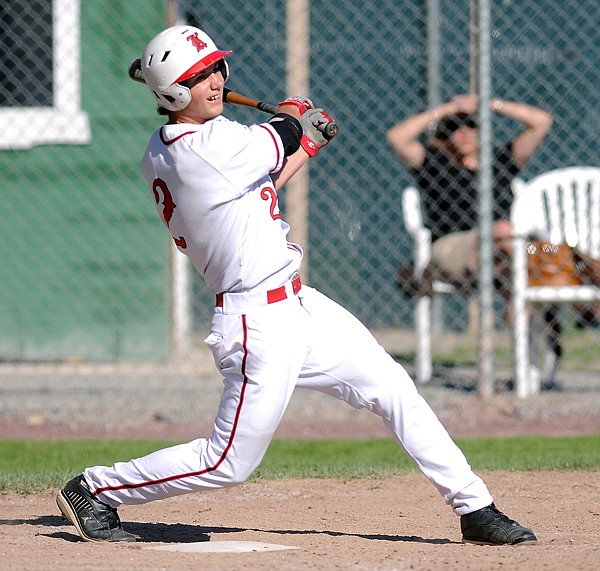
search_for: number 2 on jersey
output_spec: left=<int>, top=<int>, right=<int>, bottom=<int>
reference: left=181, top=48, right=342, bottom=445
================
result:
left=152, top=178, right=187, bottom=248
left=260, top=186, right=281, bottom=220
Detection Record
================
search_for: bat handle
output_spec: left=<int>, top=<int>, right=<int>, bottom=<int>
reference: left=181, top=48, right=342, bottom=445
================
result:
left=257, top=101, right=278, bottom=115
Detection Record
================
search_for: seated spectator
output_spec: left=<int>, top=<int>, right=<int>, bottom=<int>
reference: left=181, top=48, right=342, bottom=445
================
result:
left=387, top=94, right=553, bottom=304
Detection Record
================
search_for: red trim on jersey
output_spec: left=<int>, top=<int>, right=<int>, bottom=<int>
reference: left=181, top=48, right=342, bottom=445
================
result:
left=92, top=314, right=250, bottom=498
left=259, top=124, right=281, bottom=172
left=160, top=127, right=197, bottom=146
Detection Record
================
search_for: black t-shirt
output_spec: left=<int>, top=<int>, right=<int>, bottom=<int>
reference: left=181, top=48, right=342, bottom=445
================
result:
left=412, top=142, right=520, bottom=242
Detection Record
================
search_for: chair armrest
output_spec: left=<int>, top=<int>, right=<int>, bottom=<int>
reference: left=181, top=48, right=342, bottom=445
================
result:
left=413, top=227, right=432, bottom=276
left=402, top=187, right=424, bottom=235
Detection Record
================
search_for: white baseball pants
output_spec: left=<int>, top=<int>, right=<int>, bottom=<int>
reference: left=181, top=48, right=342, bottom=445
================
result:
left=84, top=285, right=492, bottom=516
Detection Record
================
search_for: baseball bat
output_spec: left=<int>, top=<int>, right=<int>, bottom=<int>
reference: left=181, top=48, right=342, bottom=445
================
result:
left=128, top=58, right=338, bottom=140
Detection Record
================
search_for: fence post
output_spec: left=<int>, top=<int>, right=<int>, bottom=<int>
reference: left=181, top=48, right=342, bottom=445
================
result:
left=285, top=0, right=311, bottom=280
left=473, top=0, right=495, bottom=399
left=168, top=0, right=191, bottom=358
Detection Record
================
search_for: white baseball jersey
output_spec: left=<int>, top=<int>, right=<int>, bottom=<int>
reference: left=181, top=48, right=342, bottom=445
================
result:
left=83, top=114, right=494, bottom=519
left=141, top=116, right=301, bottom=293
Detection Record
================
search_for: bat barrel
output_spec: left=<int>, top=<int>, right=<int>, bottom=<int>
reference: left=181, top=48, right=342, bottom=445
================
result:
left=128, top=59, right=145, bottom=83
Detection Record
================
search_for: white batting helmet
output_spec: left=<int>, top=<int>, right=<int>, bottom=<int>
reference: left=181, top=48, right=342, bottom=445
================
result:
left=142, top=26, right=232, bottom=111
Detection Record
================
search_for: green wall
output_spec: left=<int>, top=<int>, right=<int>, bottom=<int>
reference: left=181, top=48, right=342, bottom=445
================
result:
left=1, top=1, right=170, bottom=361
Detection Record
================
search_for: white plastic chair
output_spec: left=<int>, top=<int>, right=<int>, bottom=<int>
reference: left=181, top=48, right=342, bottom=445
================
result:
left=511, top=166, right=600, bottom=397
left=401, top=187, right=476, bottom=383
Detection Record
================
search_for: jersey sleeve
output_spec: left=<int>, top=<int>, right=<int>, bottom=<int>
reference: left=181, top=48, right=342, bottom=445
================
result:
left=193, top=117, right=285, bottom=192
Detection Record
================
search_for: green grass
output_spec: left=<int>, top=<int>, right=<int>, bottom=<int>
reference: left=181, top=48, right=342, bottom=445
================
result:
left=391, top=325, right=600, bottom=370
left=1, top=436, right=599, bottom=494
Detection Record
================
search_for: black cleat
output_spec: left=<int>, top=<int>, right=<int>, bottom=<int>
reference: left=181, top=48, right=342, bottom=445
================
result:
left=461, top=503, right=537, bottom=546
left=56, top=475, right=137, bottom=542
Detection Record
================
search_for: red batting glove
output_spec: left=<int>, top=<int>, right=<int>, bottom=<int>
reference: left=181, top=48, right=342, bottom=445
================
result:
left=278, top=96, right=314, bottom=115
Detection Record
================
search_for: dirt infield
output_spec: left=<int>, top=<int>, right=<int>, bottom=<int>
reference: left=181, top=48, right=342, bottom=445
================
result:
left=2, top=343, right=600, bottom=569
left=1, top=471, right=599, bottom=570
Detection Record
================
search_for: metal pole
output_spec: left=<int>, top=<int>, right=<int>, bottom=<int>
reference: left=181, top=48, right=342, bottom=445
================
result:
left=474, top=0, right=495, bottom=399
left=285, top=0, right=311, bottom=280
left=426, top=0, right=441, bottom=108
left=166, top=0, right=183, bottom=26
left=426, top=0, right=444, bottom=334
left=469, top=0, right=478, bottom=94
left=167, top=0, right=192, bottom=358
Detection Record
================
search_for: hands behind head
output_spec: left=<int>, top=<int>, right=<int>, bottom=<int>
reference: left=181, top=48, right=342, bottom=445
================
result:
left=449, top=94, right=505, bottom=115
left=449, top=94, right=478, bottom=115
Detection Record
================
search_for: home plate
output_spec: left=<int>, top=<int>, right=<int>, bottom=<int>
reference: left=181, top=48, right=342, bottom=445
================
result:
left=146, top=541, right=299, bottom=553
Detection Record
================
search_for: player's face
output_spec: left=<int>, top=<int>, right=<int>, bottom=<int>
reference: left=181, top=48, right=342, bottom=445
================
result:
left=178, top=63, right=225, bottom=123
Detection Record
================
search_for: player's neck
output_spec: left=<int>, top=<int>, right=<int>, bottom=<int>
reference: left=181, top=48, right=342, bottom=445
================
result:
left=167, top=110, right=208, bottom=125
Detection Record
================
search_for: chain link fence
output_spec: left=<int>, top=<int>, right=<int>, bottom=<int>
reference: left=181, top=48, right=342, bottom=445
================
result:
left=1, top=1, right=599, bottom=436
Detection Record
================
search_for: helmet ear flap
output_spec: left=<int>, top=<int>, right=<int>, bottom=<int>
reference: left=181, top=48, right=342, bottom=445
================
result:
left=152, top=84, right=192, bottom=112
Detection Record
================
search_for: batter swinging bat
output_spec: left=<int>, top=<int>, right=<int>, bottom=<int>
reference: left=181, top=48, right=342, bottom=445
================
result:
left=127, top=58, right=338, bottom=140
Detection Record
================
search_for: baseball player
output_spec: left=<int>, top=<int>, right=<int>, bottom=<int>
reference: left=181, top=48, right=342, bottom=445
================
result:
left=56, top=25, right=536, bottom=546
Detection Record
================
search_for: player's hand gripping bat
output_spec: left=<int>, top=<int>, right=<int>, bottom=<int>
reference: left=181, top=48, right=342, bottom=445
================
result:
left=128, top=58, right=338, bottom=140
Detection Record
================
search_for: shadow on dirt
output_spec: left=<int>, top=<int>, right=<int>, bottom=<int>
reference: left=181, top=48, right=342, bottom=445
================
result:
left=9, top=515, right=457, bottom=545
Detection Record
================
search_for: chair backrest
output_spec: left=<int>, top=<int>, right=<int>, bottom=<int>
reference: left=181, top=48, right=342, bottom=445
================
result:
left=401, top=186, right=424, bottom=236
left=511, top=166, right=600, bottom=257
